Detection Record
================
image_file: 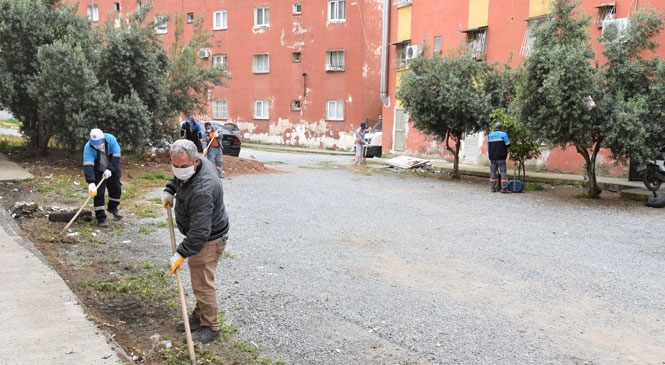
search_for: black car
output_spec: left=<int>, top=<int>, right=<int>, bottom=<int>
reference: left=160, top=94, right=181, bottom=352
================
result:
left=209, top=121, right=242, bottom=157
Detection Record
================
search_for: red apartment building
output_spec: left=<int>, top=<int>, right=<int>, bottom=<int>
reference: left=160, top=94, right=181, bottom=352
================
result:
left=383, top=0, right=665, bottom=175
left=71, top=0, right=383, bottom=150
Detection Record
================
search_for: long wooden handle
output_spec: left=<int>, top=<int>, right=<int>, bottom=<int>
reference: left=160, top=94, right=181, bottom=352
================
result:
left=167, top=207, right=197, bottom=365
left=60, top=177, right=106, bottom=234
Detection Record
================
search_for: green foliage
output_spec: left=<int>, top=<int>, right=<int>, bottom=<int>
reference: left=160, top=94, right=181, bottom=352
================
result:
left=0, top=1, right=228, bottom=155
left=397, top=50, right=504, bottom=178
left=516, top=0, right=603, bottom=197
left=0, top=0, right=97, bottom=154
left=599, top=7, right=665, bottom=164
left=166, top=11, right=228, bottom=117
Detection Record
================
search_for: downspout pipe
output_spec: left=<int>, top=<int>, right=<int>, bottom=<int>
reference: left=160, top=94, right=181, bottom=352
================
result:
left=380, top=0, right=390, bottom=106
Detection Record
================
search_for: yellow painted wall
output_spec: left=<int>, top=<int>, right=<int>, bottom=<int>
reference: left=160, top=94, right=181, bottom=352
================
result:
left=395, top=70, right=407, bottom=107
left=529, top=0, right=550, bottom=18
left=397, top=5, right=412, bottom=42
left=468, top=0, right=489, bottom=28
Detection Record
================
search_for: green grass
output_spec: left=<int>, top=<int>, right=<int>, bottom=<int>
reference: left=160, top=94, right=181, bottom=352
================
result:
left=138, top=225, right=157, bottom=233
left=525, top=182, right=544, bottom=191
left=83, top=265, right=176, bottom=301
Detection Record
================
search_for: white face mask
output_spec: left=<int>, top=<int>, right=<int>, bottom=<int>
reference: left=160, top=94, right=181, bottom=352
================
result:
left=172, top=165, right=196, bottom=181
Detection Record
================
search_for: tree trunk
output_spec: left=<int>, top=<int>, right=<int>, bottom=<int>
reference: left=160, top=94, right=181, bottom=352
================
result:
left=445, top=134, right=461, bottom=180
left=575, top=145, right=601, bottom=199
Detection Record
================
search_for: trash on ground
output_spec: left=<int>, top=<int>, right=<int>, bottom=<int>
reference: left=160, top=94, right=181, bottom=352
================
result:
left=384, top=156, right=432, bottom=170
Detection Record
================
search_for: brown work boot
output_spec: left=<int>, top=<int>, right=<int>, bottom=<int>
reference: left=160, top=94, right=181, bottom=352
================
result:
left=191, top=326, right=220, bottom=344
left=175, top=312, right=201, bottom=332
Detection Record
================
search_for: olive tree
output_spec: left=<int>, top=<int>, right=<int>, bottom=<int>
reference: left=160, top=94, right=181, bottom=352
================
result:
left=516, top=0, right=604, bottom=197
left=396, top=51, right=494, bottom=179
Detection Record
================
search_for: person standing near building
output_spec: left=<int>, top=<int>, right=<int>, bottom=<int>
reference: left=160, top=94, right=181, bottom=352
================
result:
left=488, top=122, right=511, bottom=193
left=353, top=121, right=368, bottom=166
left=84, top=128, right=123, bottom=227
left=202, top=122, right=224, bottom=178
left=162, top=139, right=230, bottom=344
left=181, top=116, right=203, bottom=153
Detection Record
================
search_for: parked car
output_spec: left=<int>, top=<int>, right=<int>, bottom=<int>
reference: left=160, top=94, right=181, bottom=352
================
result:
left=208, top=121, right=242, bottom=157
left=361, top=120, right=382, bottom=158
left=223, top=122, right=242, bottom=139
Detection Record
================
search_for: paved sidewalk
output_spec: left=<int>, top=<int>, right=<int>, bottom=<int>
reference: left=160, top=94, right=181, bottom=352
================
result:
left=0, top=154, right=125, bottom=364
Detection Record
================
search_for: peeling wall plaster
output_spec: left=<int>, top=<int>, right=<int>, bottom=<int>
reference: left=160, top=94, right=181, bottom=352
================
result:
left=240, top=118, right=360, bottom=151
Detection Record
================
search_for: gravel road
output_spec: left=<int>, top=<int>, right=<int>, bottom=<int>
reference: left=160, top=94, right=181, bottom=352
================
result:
left=170, top=148, right=665, bottom=365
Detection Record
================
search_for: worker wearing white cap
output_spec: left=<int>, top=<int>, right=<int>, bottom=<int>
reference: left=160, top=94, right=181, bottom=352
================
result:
left=83, top=128, right=123, bottom=227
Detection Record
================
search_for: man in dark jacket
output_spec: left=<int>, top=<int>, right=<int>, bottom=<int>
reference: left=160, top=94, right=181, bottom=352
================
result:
left=83, top=128, right=123, bottom=227
left=488, top=122, right=511, bottom=193
left=162, top=139, right=230, bottom=344
left=180, top=116, right=204, bottom=153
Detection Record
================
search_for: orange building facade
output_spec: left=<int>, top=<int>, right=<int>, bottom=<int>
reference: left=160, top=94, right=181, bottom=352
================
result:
left=383, top=0, right=665, bottom=176
left=71, top=0, right=383, bottom=150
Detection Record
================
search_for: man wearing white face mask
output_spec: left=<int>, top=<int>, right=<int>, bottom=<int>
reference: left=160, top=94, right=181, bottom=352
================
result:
left=83, top=128, right=123, bottom=227
left=161, top=139, right=230, bottom=344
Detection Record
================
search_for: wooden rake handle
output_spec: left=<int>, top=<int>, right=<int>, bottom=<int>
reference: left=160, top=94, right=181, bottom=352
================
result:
left=166, top=207, right=197, bottom=365
left=59, top=176, right=106, bottom=235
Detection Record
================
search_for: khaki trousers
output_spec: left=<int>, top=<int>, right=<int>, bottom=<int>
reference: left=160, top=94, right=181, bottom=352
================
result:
left=188, top=236, right=227, bottom=331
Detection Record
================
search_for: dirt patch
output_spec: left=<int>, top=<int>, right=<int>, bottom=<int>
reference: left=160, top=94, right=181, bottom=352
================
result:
left=0, top=148, right=279, bottom=364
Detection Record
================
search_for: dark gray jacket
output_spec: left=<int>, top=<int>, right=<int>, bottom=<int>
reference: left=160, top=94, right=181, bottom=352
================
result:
left=165, top=158, right=229, bottom=257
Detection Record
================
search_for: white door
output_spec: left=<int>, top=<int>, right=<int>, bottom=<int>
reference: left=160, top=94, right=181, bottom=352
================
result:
left=394, top=108, right=407, bottom=152
left=463, top=132, right=481, bottom=163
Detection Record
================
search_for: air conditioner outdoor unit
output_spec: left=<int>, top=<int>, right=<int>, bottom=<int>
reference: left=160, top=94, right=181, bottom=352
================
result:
left=397, top=0, right=413, bottom=8
left=602, top=17, right=629, bottom=43
left=405, top=45, right=422, bottom=60
left=198, top=48, right=210, bottom=58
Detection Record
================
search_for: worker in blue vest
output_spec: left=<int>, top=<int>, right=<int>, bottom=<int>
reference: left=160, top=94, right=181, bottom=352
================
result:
left=83, top=128, right=123, bottom=227
left=488, top=122, right=510, bottom=193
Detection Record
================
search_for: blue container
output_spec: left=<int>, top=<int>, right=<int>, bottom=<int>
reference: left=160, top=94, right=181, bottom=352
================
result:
left=507, top=180, right=524, bottom=193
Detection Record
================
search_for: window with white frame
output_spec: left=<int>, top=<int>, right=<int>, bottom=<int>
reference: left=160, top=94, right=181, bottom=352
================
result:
left=136, top=0, right=142, bottom=11
left=114, top=2, right=121, bottom=12
left=155, top=15, right=168, bottom=34
left=292, top=52, right=301, bottom=63
left=253, top=54, right=270, bottom=73
left=213, top=54, right=227, bottom=70
left=187, top=13, right=194, bottom=23
left=293, top=3, right=302, bottom=15
left=433, top=36, right=442, bottom=53
left=329, top=0, right=346, bottom=22
left=87, top=5, right=99, bottom=22
left=326, top=100, right=344, bottom=120
left=213, top=100, right=228, bottom=119
left=325, top=50, right=345, bottom=71
left=254, top=100, right=269, bottom=119
left=596, top=4, right=616, bottom=27
left=255, top=7, right=270, bottom=27
left=396, top=42, right=409, bottom=68
left=520, top=16, right=548, bottom=57
left=213, top=10, right=227, bottom=30
left=465, top=28, right=487, bottom=60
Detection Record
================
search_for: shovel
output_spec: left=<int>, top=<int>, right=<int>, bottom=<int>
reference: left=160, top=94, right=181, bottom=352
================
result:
left=60, top=176, right=106, bottom=235
left=166, top=206, right=197, bottom=365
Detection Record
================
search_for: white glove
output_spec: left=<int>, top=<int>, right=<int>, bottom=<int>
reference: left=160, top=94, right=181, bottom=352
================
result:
left=88, top=183, right=97, bottom=197
left=103, top=169, right=112, bottom=179
left=162, top=191, right=174, bottom=208
left=170, top=252, right=185, bottom=274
